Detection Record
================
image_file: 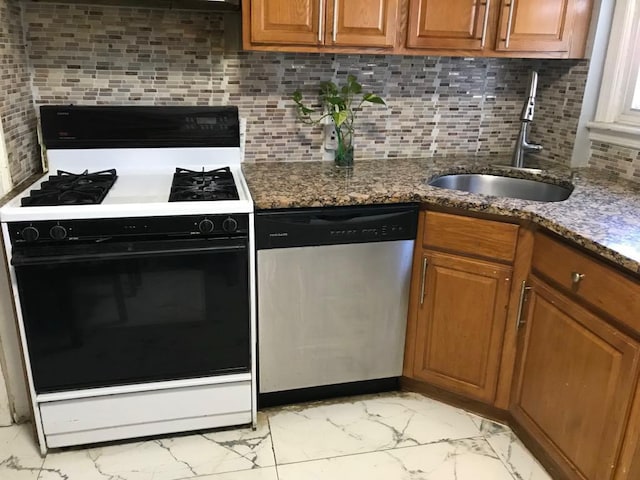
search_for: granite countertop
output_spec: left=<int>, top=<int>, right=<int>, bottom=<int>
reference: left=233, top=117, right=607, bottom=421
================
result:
left=242, top=156, right=640, bottom=276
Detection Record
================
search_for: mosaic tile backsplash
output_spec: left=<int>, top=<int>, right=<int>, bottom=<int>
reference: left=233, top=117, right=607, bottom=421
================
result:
left=20, top=2, right=588, bottom=165
left=589, top=141, right=640, bottom=182
left=0, top=0, right=39, bottom=185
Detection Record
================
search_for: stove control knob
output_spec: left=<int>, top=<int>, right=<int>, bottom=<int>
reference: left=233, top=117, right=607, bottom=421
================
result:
left=222, top=217, right=238, bottom=233
left=49, top=225, right=68, bottom=241
left=21, top=226, right=39, bottom=242
left=198, top=218, right=215, bottom=234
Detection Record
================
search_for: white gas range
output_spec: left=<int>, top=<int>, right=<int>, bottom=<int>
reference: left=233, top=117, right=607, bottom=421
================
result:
left=0, top=106, right=256, bottom=454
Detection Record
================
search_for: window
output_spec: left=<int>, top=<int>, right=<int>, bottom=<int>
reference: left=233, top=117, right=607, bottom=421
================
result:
left=589, top=0, right=640, bottom=148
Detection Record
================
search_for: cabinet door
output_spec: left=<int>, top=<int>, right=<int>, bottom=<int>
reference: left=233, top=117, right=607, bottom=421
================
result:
left=327, top=0, right=398, bottom=47
left=496, top=0, right=575, bottom=53
left=412, top=251, right=512, bottom=403
left=406, top=0, right=491, bottom=50
left=250, top=0, right=322, bottom=46
left=512, top=277, right=640, bottom=480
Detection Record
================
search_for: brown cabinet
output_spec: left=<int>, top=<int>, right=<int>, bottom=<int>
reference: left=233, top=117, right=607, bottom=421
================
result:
left=411, top=250, right=512, bottom=402
left=404, top=211, right=522, bottom=405
left=249, top=0, right=323, bottom=46
left=512, top=275, right=640, bottom=480
left=243, top=0, right=593, bottom=57
left=403, top=216, right=640, bottom=480
left=330, top=0, right=398, bottom=47
left=244, top=0, right=398, bottom=51
left=403, top=0, right=593, bottom=57
left=406, top=0, right=492, bottom=51
left=496, top=0, right=578, bottom=54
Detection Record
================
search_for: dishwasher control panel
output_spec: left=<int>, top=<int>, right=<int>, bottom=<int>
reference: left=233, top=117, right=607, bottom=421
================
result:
left=329, top=224, right=409, bottom=238
left=256, top=204, right=418, bottom=249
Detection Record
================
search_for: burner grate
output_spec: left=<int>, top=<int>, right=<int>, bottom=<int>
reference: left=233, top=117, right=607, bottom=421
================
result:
left=21, top=169, right=118, bottom=207
left=169, top=167, right=240, bottom=202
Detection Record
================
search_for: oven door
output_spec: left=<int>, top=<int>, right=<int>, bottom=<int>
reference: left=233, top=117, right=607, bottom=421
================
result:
left=11, top=236, right=250, bottom=393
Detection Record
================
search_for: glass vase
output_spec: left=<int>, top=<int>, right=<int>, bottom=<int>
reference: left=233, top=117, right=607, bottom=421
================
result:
left=334, top=133, right=354, bottom=169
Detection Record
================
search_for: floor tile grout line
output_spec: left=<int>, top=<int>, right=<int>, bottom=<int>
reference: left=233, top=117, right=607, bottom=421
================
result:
left=266, top=414, right=281, bottom=480
left=479, top=432, right=522, bottom=480
left=271, top=433, right=490, bottom=468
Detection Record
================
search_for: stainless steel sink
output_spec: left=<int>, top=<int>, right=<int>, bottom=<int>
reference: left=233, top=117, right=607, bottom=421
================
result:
left=428, top=174, right=573, bottom=202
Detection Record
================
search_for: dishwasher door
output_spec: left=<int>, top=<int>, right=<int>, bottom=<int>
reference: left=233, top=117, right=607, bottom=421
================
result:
left=257, top=239, right=414, bottom=394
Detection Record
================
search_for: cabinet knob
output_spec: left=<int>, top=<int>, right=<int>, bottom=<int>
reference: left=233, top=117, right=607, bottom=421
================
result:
left=571, top=272, right=585, bottom=285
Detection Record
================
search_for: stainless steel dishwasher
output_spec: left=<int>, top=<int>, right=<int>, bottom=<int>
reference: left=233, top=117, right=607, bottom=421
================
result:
left=256, top=204, right=418, bottom=403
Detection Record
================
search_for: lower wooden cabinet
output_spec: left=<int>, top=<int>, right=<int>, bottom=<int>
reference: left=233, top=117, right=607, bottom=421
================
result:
left=511, top=276, right=640, bottom=480
left=403, top=210, right=640, bottom=480
left=411, top=250, right=512, bottom=403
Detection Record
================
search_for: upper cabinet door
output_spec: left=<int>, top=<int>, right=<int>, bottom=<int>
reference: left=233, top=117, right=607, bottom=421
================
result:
left=406, top=0, right=491, bottom=50
left=250, top=0, right=322, bottom=45
left=327, top=0, right=399, bottom=47
left=496, top=0, right=575, bottom=53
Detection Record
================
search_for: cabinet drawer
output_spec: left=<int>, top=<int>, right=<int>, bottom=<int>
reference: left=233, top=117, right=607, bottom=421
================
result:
left=423, top=211, right=519, bottom=262
left=532, top=233, right=640, bottom=334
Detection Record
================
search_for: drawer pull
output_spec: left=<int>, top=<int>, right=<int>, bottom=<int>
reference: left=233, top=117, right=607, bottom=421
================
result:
left=318, top=0, right=325, bottom=42
left=332, top=0, right=338, bottom=43
left=516, top=280, right=531, bottom=330
left=505, top=0, right=515, bottom=49
left=481, top=0, right=491, bottom=48
left=571, top=272, right=585, bottom=285
left=420, top=257, right=428, bottom=305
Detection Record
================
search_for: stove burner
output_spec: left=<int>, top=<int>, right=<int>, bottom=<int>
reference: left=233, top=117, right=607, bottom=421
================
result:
left=169, top=167, right=239, bottom=202
left=21, top=169, right=118, bottom=207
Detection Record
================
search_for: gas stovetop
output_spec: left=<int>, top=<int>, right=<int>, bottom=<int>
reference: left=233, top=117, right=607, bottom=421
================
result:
left=21, top=169, right=118, bottom=207
left=0, top=105, right=253, bottom=223
left=169, top=167, right=240, bottom=202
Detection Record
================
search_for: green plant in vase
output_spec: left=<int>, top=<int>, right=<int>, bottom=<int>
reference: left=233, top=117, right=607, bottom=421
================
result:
left=292, top=75, right=386, bottom=169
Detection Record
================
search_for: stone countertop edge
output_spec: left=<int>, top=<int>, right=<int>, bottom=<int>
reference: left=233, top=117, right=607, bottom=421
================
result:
left=242, top=156, right=640, bottom=276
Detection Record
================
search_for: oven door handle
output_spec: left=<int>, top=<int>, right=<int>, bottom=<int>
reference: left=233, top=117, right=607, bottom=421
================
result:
left=11, top=239, right=247, bottom=267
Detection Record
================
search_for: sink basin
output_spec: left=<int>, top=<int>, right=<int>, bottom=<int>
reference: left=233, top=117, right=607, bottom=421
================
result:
left=428, top=174, right=573, bottom=202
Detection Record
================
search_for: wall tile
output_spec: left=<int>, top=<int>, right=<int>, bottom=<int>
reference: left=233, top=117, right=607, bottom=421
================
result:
left=21, top=2, right=588, bottom=165
left=589, top=141, right=640, bottom=182
left=530, top=59, right=589, bottom=164
left=0, top=0, right=40, bottom=185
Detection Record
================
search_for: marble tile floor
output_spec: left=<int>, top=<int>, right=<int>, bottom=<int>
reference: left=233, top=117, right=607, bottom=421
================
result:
left=0, top=391, right=553, bottom=480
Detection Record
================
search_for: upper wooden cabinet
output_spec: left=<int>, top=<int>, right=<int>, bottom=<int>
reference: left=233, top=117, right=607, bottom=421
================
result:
left=406, top=0, right=491, bottom=50
left=330, top=0, right=398, bottom=47
left=243, top=0, right=593, bottom=57
left=403, top=0, right=593, bottom=57
left=249, top=0, right=323, bottom=46
left=496, top=0, right=577, bottom=53
left=244, top=0, right=399, bottom=51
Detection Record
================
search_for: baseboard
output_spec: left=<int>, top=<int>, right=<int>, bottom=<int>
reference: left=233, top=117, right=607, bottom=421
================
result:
left=399, top=376, right=510, bottom=424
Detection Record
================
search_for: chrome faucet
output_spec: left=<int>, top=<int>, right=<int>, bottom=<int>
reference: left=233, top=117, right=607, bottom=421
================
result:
left=512, top=71, right=543, bottom=168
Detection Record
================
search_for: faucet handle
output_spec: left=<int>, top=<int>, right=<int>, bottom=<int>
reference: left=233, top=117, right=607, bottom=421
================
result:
left=523, top=141, right=543, bottom=152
